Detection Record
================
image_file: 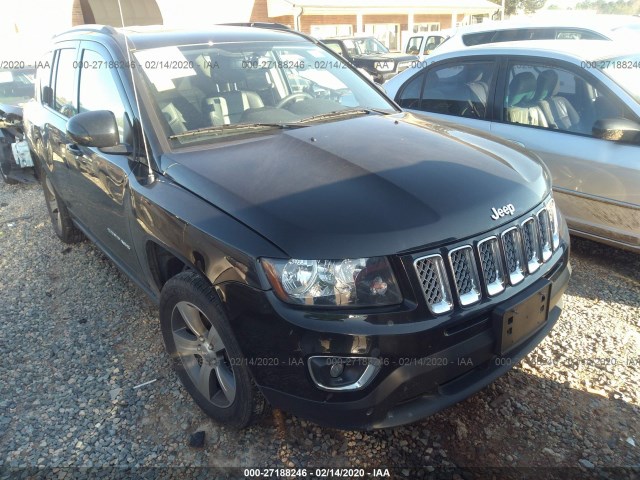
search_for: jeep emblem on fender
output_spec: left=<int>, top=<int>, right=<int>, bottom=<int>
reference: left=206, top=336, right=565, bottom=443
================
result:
left=491, top=204, right=515, bottom=220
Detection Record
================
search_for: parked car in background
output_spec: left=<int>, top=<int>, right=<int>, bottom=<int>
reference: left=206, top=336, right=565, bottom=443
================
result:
left=404, top=31, right=448, bottom=60
left=24, top=24, right=571, bottom=430
left=321, top=36, right=417, bottom=83
left=431, top=16, right=640, bottom=56
left=385, top=40, right=640, bottom=253
left=0, top=66, right=37, bottom=183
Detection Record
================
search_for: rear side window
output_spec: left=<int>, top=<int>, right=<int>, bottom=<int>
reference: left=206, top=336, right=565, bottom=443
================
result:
left=36, top=52, right=53, bottom=104
left=53, top=49, right=77, bottom=118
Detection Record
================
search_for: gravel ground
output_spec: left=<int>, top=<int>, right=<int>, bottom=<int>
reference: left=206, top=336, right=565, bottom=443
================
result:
left=0, top=179, right=639, bottom=479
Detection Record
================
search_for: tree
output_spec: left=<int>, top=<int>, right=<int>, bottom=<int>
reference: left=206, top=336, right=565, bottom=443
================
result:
left=489, top=0, right=546, bottom=15
left=575, top=0, right=640, bottom=14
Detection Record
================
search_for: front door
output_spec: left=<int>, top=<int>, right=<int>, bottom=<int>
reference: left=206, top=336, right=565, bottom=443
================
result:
left=64, top=41, right=142, bottom=272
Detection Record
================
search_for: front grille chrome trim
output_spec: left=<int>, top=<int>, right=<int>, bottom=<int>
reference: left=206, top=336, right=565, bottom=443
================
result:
left=500, top=226, right=526, bottom=286
left=521, top=217, right=541, bottom=274
left=413, top=254, right=453, bottom=315
left=448, top=246, right=481, bottom=307
left=477, top=236, right=506, bottom=297
left=537, top=207, right=553, bottom=262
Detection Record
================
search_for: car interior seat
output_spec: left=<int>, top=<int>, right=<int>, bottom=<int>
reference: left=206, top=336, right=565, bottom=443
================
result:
left=539, top=69, right=580, bottom=131
left=505, top=72, right=549, bottom=127
left=201, top=56, right=265, bottom=125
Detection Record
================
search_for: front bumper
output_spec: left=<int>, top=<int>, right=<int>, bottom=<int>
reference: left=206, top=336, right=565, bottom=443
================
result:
left=219, top=240, right=570, bottom=430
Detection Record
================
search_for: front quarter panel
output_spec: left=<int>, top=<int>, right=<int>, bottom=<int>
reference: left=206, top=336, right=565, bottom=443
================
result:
left=128, top=171, right=286, bottom=299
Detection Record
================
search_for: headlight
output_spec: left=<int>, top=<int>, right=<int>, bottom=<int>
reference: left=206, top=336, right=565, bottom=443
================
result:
left=373, top=61, right=395, bottom=73
left=261, top=257, right=402, bottom=307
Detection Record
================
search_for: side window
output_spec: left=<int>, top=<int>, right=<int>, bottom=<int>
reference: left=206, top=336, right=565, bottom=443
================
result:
left=396, top=71, right=425, bottom=109
left=36, top=52, right=53, bottom=104
left=406, top=37, right=422, bottom=55
left=78, top=50, right=127, bottom=143
left=325, top=43, right=344, bottom=56
left=53, top=49, right=77, bottom=118
left=556, top=29, right=604, bottom=40
left=503, top=63, right=630, bottom=137
left=418, top=61, right=495, bottom=119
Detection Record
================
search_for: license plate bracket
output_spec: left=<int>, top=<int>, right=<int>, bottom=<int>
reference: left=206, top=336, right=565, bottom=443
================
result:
left=492, top=280, right=552, bottom=356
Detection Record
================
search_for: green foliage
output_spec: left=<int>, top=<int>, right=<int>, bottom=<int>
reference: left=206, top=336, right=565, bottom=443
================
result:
left=575, top=0, right=640, bottom=14
left=489, top=0, right=546, bottom=15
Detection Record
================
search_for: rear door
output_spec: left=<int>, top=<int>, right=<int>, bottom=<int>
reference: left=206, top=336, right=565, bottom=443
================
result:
left=65, top=41, right=141, bottom=271
left=43, top=45, right=80, bottom=197
left=490, top=57, right=640, bottom=249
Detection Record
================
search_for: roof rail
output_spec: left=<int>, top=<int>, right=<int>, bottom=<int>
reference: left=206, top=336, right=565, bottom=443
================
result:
left=53, top=24, right=118, bottom=38
left=218, top=22, right=320, bottom=45
left=219, top=22, right=292, bottom=31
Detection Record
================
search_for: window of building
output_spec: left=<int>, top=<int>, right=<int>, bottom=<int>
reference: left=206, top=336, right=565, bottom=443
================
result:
left=413, top=23, right=440, bottom=33
left=310, top=25, right=353, bottom=38
left=364, top=24, right=401, bottom=52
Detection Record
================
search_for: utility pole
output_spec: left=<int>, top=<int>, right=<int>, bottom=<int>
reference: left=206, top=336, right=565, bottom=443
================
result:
left=501, top=0, right=506, bottom=20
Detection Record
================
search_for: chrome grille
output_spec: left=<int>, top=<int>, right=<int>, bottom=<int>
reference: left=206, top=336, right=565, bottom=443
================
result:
left=414, top=255, right=453, bottom=314
left=521, top=217, right=541, bottom=273
left=501, top=227, right=525, bottom=285
left=413, top=199, right=559, bottom=315
left=478, top=237, right=505, bottom=296
left=537, top=208, right=553, bottom=262
left=448, top=246, right=481, bottom=306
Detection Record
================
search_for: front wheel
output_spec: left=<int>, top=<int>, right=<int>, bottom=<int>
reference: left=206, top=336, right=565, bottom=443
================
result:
left=160, top=271, right=264, bottom=428
left=41, top=169, right=84, bottom=243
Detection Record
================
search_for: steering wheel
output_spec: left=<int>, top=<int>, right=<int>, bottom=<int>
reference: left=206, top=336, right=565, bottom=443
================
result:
left=276, top=92, right=314, bottom=109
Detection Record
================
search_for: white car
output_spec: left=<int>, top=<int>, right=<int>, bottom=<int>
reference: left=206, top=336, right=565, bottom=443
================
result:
left=408, top=15, right=640, bottom=58
left=385, top=40, right=640, bottom=252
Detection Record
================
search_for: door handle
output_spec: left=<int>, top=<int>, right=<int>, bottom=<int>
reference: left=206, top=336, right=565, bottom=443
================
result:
left=507, top=140, right=525, bottom=148
left=66, top=143, right=84, bottom=157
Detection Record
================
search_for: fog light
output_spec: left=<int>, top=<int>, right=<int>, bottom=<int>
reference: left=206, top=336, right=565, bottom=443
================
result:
left=308, top=356, right=381, bottom=392
left=330, top=362, right=344, bottom=378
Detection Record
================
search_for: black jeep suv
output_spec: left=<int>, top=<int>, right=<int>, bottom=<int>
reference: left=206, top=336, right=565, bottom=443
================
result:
left=24, top=24, right=570, bottom=430
left=321, top=36, right=417, bottom=84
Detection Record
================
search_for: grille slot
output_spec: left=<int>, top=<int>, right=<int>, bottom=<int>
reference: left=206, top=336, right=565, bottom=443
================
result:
left=500, top=227, right=525, bottom=285
left=477, top=237, right=506, bottom=296
left=414, top=255, right=453, bottom=314
left=537, top=208, right=553, bottom=262
left=521, top=217, right=541, bottom=273
left=448, top=246, right=481, bottom=306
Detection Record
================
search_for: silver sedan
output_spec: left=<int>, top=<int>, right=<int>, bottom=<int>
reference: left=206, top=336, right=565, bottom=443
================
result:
left=384, top=40, right=640, bottom=253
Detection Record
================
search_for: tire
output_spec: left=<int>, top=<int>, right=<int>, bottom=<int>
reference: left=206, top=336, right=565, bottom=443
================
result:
left=0, top=144, right=18, bottom=185
left=41, top=169, right=84, bottom=244
left=160, top=271, right=264, bottom=428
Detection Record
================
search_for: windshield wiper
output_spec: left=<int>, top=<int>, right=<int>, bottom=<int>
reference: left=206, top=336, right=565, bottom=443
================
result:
left=169, top=122, right=308, bottom=140
left=297, top=108, right=391, bottom=124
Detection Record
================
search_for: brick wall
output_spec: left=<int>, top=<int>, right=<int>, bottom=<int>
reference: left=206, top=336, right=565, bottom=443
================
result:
left=248, top=0, right=458, bottom=34
left=300, top=15, right=357, bottom=34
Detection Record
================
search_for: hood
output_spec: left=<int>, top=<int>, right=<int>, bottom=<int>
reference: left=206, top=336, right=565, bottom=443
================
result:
left=161, top=112, right=550, bottom=259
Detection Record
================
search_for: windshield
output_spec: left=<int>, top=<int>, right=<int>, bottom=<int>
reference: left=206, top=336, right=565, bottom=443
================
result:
left=0, top=69, right=35, bottom=106
left=352, top=37, right=390, bottom=55
left=599, top=54, right=640, bottom=103
left=135, top=41, right=395, bottom=146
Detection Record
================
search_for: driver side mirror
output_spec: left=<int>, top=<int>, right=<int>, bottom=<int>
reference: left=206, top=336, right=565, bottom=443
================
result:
left=66, top=110, right=130, bottom=154
left=592, top=117, right=640, bottom=144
